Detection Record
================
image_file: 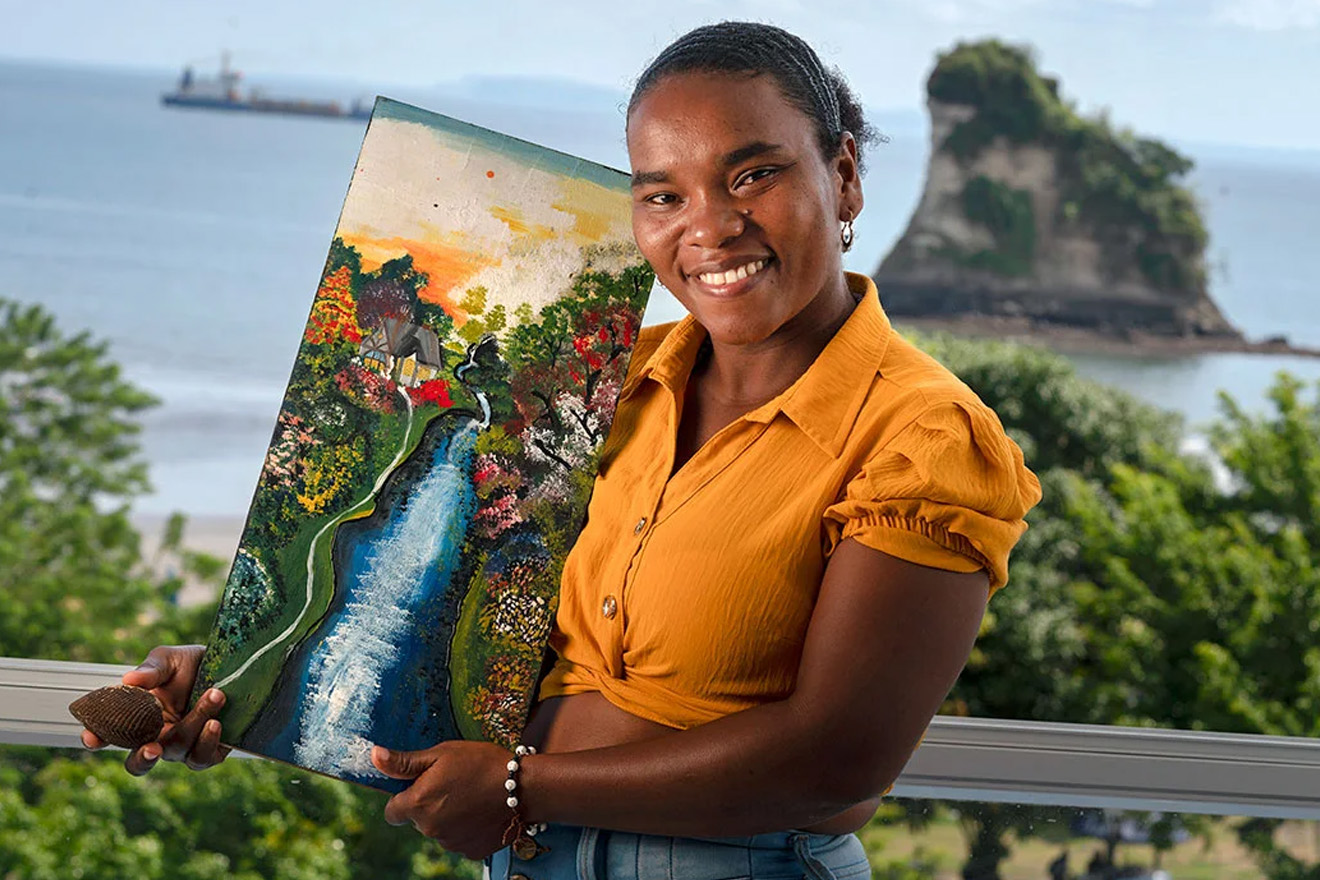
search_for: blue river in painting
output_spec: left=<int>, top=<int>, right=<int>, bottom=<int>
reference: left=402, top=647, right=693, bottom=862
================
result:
left=248, top=366, right=492, bottom=790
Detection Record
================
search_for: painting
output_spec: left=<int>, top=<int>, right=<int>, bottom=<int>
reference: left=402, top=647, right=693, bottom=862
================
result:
left=191, top=98, right=653, bottom=792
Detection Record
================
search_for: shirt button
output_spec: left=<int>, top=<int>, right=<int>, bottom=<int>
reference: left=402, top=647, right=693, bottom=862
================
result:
left=633, top=516, right=648, bottom=535
left=601, top=595, right=618, bottom=620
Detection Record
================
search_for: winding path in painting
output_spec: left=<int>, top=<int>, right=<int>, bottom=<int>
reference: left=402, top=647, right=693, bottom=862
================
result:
left=213, top=391, right=419, bottom=692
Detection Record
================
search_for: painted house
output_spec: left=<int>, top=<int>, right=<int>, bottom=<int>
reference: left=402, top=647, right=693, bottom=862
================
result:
left=358, top=317, right=445, bottom=387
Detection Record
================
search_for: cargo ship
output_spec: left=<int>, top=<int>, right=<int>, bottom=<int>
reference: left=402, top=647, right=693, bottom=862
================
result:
left=161, top=54, right=372, bottom=121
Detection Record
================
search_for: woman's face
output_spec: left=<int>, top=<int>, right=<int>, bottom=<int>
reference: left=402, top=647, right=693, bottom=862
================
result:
left=626, top=71, right=863, bottom=347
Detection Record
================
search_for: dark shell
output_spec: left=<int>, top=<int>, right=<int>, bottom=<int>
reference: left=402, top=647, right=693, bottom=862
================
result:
left=69, top=685, right=165, bottom=749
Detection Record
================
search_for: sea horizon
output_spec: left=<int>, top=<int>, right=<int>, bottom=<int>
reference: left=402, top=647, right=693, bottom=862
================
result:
left=2, top=57, right=1318, bottom=518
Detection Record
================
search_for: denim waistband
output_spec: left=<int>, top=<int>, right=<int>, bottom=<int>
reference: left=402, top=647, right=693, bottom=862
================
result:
left=486, top=824, right=870, bottom=880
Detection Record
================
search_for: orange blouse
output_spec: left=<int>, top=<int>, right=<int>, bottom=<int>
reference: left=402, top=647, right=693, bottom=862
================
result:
left=539, top=272, right=1042, bottom=729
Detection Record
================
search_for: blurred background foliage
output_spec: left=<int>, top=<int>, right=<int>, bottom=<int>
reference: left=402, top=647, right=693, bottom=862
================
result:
left=2, top=301, right=1318, bottom=878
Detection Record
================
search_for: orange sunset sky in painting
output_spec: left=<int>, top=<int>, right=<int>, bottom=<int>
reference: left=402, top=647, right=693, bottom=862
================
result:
left=332, top=109, right=636, bottom=320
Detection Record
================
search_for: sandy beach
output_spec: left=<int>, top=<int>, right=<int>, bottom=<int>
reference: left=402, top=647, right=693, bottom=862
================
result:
left=132, top=512, right=245, bottom=606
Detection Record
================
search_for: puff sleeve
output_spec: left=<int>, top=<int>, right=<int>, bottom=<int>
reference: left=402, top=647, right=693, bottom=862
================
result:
left=822, top=399, right=1042, bottom=594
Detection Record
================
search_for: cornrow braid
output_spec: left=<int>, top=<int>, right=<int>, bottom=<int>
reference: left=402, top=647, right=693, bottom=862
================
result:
left=628, top=21, right=880, bottom=173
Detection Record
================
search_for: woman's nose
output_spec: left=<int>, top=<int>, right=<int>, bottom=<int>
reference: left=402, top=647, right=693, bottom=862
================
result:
left=681, top=193, right=745, bottom=249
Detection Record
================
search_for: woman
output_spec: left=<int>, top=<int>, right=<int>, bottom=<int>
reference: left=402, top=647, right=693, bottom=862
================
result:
left=83, top=21, right=1041, bottom=879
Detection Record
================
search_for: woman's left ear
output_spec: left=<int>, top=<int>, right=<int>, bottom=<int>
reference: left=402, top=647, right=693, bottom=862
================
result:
left=835, top=131, right=864, bottom=222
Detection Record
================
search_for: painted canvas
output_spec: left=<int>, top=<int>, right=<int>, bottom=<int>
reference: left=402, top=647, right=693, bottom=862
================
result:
left=191, top=98, right=652, bottom=792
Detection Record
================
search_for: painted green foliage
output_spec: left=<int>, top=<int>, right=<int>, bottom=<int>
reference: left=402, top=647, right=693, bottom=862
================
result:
left=928, top=39, right=1208, bottom=290
left=450, top=258, right=654, bottom=745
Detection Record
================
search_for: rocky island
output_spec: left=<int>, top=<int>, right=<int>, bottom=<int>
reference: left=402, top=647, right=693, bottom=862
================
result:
left=875, top=40, right=1315, bottom=357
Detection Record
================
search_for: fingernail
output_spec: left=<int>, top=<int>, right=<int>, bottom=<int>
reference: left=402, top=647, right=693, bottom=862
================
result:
left=143, top=744, right=161, bottom=760
left=206, top=689, right=224, bottom=706
left=206, top=720, right=220, bottom=734
left=372, top=745, right=389, bottom=762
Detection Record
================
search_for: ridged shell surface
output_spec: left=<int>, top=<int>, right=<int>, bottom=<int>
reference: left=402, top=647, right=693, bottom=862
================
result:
left=68, top=685, right=165, bottom=749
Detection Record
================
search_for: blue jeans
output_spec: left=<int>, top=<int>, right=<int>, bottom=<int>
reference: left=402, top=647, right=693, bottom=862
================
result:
left=486, top=824, right=870, bottom=880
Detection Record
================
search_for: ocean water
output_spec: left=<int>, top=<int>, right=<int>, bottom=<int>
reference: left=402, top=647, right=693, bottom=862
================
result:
left=1, top=60, right=1317, bottom=516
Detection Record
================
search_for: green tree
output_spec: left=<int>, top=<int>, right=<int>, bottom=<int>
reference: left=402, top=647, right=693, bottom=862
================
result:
left=0, top=300, right=205, bottom=663
left=901, top=332, right=1318, bottom=878
left=0, top=299, right=476, bottom=879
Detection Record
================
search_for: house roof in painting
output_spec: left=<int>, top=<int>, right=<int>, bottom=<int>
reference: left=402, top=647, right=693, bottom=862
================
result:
left=361, top=317, right=444, bottom=367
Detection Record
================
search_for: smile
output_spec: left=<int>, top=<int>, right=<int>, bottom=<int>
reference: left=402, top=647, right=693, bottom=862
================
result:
left=696, top=258, right=770, bottom=286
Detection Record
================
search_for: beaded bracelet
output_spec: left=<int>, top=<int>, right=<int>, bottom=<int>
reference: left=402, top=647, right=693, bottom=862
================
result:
left=502, top=744, right=548, bottom=858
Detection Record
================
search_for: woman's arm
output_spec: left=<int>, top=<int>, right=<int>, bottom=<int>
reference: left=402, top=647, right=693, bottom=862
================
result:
left=373, top=539, right=989, bottom=855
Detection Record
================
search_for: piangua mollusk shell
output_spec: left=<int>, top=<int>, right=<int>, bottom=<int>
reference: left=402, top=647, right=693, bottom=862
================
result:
left=68, top=685, right=165, bottom=749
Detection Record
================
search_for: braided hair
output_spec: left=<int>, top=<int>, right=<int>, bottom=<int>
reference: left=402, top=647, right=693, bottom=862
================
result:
left=628, top=22, right=881, bottom=173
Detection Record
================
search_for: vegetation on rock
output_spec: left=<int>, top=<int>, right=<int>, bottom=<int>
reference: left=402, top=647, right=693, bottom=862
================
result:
left=928, top=40, right=1208, bottom=292
left=957, top=176, right=1037, bottom=277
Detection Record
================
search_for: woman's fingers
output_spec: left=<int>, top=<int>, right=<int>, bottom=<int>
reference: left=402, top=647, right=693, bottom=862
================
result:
left=113, top=691, right=229, bottom=775
left=124, top=742, right=163, bottom=777
left=184, top=719, right=231, bottom=770
left=121, top=645, right=207, bottom=718
left=81, top=730, right=106, bottom=750
left=159, top=687, right=226, bottom=763
left=121, top=647, right=176, bottom=692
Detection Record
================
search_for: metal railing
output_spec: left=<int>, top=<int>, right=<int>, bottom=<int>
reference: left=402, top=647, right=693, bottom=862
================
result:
left=5, top=656, right=1320, bottom=819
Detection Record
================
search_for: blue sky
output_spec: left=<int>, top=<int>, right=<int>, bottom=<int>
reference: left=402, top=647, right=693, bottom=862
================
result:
left=4, top=0, right=1320, bottom=151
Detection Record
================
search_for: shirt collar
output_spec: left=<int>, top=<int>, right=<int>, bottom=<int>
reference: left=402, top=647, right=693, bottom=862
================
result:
left=623, top=272, right=891, bottom=458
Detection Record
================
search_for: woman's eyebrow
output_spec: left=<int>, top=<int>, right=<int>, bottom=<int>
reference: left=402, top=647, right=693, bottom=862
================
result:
left=722, top=141, right=784, bottom=167
left=631, top=169, right=670, bottom=188
left=630, top=142, right=786, bottom=188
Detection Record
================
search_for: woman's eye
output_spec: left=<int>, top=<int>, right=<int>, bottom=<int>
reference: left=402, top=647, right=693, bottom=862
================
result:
left=736, top=167, right=779, bottom=188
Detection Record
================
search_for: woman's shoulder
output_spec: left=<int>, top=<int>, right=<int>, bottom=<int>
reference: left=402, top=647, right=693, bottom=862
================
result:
left=860, top=331, right=1001, bottom=437
left=831, top=331, right=1043, bottom=592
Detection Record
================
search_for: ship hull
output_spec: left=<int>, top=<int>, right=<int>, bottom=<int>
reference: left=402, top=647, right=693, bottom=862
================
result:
left=161, top=94, right=371, bottom=121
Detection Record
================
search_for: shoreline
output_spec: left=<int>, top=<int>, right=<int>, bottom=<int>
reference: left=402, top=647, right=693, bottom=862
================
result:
left=133, top=512, right=244, bottom=606
left=891, top=315, right=1320, bottom=360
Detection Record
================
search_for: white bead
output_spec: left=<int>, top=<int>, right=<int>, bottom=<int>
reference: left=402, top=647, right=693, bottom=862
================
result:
left=526, top=826, right=538, bottom=837
left=506, top=759, right=518, bottom=772
left=514, top=745, right=529, bottom=757
left=526, top=746, right=537, bottom=755
left=507, top=796, right=519, bottom=808
left=536, top=823, right=548, bottom=833
left=504, top=779, right=517, bottom=792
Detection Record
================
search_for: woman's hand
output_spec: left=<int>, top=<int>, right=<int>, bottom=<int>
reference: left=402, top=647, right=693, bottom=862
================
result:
left=79, top=644, right=231, bottom=775
left=371, top=740, right=515, bottom=860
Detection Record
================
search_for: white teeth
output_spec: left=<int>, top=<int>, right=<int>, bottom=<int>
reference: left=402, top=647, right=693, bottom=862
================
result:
left=697, top=259, right=768, bottom=286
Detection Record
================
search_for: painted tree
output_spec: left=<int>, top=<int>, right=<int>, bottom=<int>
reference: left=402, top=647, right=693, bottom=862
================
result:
left=503, top=264, right=651, bottom=470
left=304, top=265, right=364, bottom=346
left=357, top=254, right=426, bottom=331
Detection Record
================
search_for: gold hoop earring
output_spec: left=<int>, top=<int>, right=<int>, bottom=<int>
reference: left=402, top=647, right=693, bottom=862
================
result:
left=841, top=220, right=855, bottom=253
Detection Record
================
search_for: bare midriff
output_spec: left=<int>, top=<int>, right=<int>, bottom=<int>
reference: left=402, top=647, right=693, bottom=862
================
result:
left=523, top=692, right=880, bottom=835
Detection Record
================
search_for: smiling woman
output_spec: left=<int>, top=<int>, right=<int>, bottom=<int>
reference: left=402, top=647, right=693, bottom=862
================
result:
left=79, top=20, right=1041, bottom=880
